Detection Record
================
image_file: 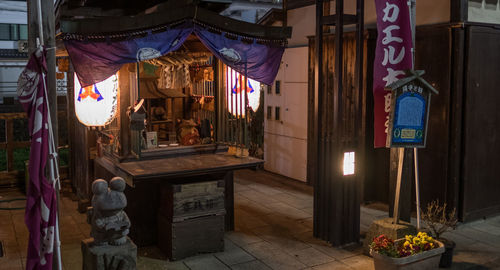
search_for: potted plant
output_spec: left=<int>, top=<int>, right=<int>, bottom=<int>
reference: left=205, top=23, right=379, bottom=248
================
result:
left=370, top=232, right=445, bottom=270
left=421, top=200, right=458, bottom=268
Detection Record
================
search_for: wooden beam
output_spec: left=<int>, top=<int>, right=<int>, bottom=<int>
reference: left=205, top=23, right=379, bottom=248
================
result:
left=287, top=0, right=315, bottom=10
left=60, top=4, right=292, bottom=40
left=322, top=14, right=358, bottom=26
left=451, top=0, right=468, bottom=23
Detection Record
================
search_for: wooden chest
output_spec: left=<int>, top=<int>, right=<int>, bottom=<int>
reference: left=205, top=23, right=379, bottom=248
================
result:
left=159, top=179, right=226, bottom=222
left=157, top=214, right=225, bottom=260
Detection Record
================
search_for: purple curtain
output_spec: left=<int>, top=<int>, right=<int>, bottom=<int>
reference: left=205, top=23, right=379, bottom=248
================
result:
left=64, top=21, right=285, bottom=87
left=64, top=22, right=193, bottom=87
left=194, top=25, right=284, bottom=85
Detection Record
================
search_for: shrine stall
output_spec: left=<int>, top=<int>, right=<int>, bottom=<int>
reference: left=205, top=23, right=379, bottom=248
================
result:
left=59, top=3, right=291, bottom=260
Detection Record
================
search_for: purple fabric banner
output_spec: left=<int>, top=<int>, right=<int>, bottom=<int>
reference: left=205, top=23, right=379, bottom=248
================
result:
left=373, top=0, right=413, bottom=148
left=17, top=47, right=58, bottom=270
left=65, top=22, right=193, bottom=87
left=194, top=25, right=284, bottom=85
left=63, top=21, right=285, bottom=87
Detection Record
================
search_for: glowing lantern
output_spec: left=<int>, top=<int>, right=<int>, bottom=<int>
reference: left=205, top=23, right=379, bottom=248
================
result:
left=343, top=151, right=355, bottom=176
left=74, top=73, right=118, bottom=126
left=226, top=67, right=261, bottom=116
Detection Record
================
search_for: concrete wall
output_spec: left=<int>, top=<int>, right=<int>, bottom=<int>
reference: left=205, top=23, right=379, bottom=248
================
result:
left=468, top=0, right=500, bottom=24
left=264, top=47, right=308, bottom=182
left=287, top=1, right=451, bottom=47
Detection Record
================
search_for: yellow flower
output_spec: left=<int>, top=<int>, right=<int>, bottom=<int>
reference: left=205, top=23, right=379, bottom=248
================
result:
left=405, top=235, right=412, bottom=241
left=404, top=241, right=410, bottom=247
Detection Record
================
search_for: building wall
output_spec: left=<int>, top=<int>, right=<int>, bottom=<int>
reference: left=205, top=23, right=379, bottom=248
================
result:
left=287, top=1, right=451, bottom=47
left=264, top=47, right=308, bottom=182
left=0, top=1, right=28, bottom=103
left=468, top=0, right=500, bottom=24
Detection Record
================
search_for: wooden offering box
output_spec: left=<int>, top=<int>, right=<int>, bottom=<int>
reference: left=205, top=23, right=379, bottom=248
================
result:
left=158, top=180, right=226, bottom=260
left=158, top=214, right=225, bottom=260
left=159, top=180, right=226, bottom=222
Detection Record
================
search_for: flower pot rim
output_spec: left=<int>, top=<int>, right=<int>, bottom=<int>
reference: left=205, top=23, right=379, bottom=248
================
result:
left=370, top=239, right=445, bottom=265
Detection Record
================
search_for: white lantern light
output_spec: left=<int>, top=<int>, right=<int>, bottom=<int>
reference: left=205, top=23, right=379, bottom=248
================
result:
left=226, top=67, right=261, bottom=116
left=343, top=151, right=355, bottom=176
left=74, top=73, right=118, bottom=126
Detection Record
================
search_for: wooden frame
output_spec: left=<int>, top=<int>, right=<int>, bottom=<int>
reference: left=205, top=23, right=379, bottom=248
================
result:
left=60, top=4, right=291, bottom=40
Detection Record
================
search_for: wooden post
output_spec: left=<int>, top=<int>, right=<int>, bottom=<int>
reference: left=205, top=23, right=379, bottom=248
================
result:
left=6, top=119, right=14, bottom=172
left=28, top=1, right=61, bottom=269
left=27, top=0, right=58, bottom=150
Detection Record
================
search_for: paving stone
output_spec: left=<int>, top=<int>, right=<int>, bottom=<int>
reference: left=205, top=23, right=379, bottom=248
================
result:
left=340, top=255, right=374, bottom=270
left=265, top=202, right=312, bottom=220
left=288, top=247, right=336, bottom=267
left=61, top=243, right=83, bottom=270
left=238, top=190, right=279, bottom=205
left=247, top=183, right=283, bottom=196
left=453, top=242, right=500, bottom=266
left=230, top=259, right=272, bottom=270
left=250, top=226, right=311, bottom=254
left=137, top=256, right=189, bottom=270
left=294, top=232, right=360, bottom=261
left=454, top=226, right=500, bottom=248
left=312, top=261, right=352, bottom=270
left=225, top=231, right=264, bottom=247
left=214, top=239, right=255, bottom=266
left=183, top=254, right=230, bottom=270
left=234, top=182, right=252, bottom=193
left=0, top=257, right=23, bottom=270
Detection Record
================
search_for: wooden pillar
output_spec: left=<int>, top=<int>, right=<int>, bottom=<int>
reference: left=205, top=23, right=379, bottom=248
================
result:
left=313, top=0, right=364, bottom=246
left=389, top=148, right=413, bottom=222
left=27, top=0, right=58, bottom=151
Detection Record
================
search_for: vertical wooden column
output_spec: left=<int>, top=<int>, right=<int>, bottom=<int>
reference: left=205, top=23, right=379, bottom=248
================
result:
left=6, top=119, right=14, bottom=172
left=313, top=0, right=364, bottom=246
left=119, top=65, right=132, bottom=158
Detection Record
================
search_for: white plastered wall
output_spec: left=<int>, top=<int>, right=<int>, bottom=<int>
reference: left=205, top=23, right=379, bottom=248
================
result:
left=264, top=0, right=450, bottom=182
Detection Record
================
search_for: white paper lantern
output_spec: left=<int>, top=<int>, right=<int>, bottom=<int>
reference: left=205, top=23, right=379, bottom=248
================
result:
left=74, top=73, right=118, bottom=126
left=226, top=67, right=261, bottom=116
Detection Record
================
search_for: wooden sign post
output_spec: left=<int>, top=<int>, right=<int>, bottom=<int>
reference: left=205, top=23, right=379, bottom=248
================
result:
left=386, top=70, right=438, bottom=226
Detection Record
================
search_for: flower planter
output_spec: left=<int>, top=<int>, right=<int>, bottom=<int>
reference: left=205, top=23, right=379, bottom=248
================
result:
left=371, top=239, right=445, bottom=270
left=438, top=238, right=455, bottom=268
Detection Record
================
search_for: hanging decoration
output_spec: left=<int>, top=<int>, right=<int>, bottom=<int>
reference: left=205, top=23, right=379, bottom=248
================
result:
left=74, top=73, right=118, bottom=126
left=226, top=67, right=260, bottom=116
left=63, top=21, right=284, bottom=88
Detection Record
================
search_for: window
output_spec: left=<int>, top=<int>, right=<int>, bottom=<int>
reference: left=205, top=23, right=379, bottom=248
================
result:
left=19, top=25, right=28, bottom=40
left=0, top=24, right=9, bottom=40
left=0, top=24, right=28, bottom=41
left=267, top=85, right=272, bottom=95
left=267, top=106, right=272, bottom=120
left=275, top=106, right=280, bottom=121
left=275, top=80, right=281, bottom=95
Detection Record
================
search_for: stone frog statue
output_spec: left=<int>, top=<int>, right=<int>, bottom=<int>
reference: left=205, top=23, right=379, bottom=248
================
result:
left=87, top=177, right=131, bottom=246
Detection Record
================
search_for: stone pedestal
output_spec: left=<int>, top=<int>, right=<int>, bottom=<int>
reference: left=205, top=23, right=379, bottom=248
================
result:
left=363, top=218, right=417, bottom=255
left=81, top=237, right=137, bottom=270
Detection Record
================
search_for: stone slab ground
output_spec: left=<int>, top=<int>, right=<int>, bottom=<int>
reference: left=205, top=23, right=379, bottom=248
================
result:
left=1, top=169, right=500, bottom=269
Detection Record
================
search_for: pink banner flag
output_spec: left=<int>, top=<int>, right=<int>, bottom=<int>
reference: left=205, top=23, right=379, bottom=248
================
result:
left=373, top=0, right=414, bottom=148
left=17, top=47, right=58, bottom=270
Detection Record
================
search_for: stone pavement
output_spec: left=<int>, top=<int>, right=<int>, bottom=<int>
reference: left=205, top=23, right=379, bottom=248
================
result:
left=1, top=169, right=500, bottom=269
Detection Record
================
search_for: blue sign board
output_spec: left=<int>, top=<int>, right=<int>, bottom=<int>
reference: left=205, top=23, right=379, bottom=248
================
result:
left=391, top=92, right=426, bottom=144
left=386, top=71, right=437, bottom=148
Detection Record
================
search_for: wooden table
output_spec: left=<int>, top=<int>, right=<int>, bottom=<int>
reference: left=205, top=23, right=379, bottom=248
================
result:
left=94, top=153, right=263, bottom=246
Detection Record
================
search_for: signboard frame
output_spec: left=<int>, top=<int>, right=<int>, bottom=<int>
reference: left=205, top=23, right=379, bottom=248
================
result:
left=386, top=70, right=438, bottom=148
